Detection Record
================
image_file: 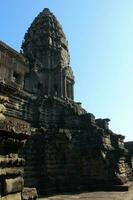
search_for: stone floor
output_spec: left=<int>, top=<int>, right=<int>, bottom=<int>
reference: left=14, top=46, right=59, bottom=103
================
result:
left=39, top=190, right=133, bottom=200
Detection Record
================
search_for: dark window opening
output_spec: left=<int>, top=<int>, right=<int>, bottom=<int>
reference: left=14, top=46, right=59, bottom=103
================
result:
left=12, top=72, right=21, bottom=84
left=37, top=83, right=42, bottom=90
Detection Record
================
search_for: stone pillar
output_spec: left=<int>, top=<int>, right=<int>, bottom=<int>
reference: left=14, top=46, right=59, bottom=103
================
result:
left=64, top=77, right=67, bottom=98
left=67, top=82, right=71, bottom=99
left=47, top=50, right=51, bottom=69
left=71, top=84, right=74, bottom=100
left=60, top=70, right=63, bottom=98
left=66, top=81, right=69, bottom=98
left=70, top=83, right=72, bottom=99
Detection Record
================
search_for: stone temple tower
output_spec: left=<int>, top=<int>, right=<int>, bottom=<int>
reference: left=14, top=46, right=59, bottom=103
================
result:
left=22, top=8, right=74, bottom=100
left=18, top=8, right=130, bottom=194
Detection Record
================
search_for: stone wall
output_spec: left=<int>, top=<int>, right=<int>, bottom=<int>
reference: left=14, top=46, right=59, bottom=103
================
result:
left=0, top=42, right=37, bottom=199
left=22, top=97, right=129, bottom=194
left=0, top=95, right=30, bottom=199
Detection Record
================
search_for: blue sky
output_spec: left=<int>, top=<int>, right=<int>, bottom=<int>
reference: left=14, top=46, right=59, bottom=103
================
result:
left=1, top=0, right=133, bottom=141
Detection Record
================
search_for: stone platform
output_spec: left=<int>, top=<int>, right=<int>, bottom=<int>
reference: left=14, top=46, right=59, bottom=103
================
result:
left=39, top=191, right=133, bottom=200
left=39, top=182, right=133, bottom=200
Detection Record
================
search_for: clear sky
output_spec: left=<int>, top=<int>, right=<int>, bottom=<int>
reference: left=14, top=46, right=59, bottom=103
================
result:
left=0, top=0, right=133, bottom=141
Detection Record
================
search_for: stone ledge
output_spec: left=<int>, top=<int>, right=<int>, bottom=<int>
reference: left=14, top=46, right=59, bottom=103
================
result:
left=83, top=181, right=133, bottom=192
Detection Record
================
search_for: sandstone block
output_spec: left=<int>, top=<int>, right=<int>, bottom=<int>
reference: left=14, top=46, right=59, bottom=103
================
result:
left=4, top=176, right=24, bottom=195
left=0, top=113, right=5, bottom=121
left=22, top=187, right=38, bottom=200
left=2, top=192, right=21, bottom=200
left=0, top=104, right=6, bottom=113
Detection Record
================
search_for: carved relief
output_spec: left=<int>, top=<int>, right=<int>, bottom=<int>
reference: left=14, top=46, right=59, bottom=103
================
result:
left=0, top=116, right=30, bottom=135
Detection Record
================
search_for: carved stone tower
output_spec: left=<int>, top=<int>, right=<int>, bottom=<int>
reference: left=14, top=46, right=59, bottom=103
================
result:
left=19, top=8, right=130, bottom=194
left=22, top=8, right=74, bottom=100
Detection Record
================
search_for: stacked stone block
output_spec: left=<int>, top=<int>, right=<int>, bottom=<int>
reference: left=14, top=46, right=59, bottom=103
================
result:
left=0, top=93, right=30, bottom=199
left=0, top=42, right=38, bottom=199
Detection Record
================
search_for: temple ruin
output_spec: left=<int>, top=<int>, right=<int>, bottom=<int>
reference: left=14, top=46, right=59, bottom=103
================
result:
left=0, top=8, right=132, bottom=199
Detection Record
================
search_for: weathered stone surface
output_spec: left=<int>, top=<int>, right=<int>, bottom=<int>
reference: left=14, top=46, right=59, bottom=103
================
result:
left=0, top=167, right=24, bottom=176
left=3, top=176, right=24, bottom=195
left=124, top=141, right=133, bottom=180
left=1, top=192, right=21, bottom=200
left=0, top=42, right=32, bottom=199
left=22, top=187, right=38, bottom=200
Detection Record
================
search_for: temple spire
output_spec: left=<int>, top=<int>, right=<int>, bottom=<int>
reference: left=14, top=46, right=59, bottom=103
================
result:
left=43, top=8, right=51, bottom=13
left=22, top=8, right=74, bottom=100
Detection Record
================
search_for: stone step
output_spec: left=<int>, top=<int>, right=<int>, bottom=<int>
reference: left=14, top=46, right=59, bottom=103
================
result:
left=85, top=181, right=133, bottom=192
